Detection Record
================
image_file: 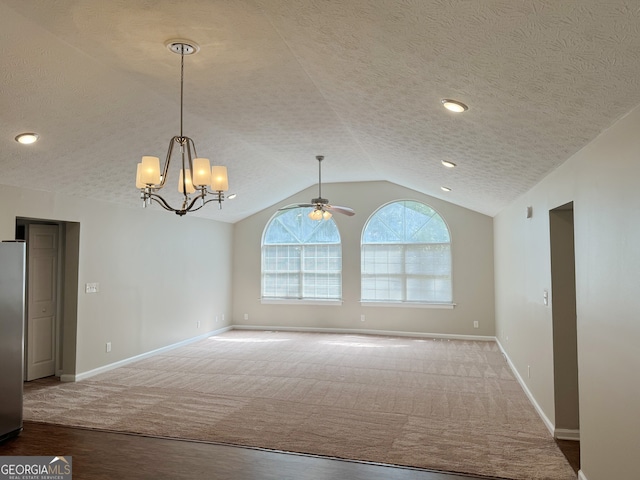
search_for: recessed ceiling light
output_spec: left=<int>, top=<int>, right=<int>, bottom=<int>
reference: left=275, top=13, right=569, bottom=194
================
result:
left=227, top=193, right=237, bottom=200
left=441, top=160, right=457, bottom=168
left=441, top=186, right=452, bottom=192
left=15, top=133, right=39, bottom=144
left=441, top=99, right=468, bottom=113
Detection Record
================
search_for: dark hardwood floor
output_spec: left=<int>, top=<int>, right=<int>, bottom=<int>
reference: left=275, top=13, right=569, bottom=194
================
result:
left=0, top=422, right=502, bottom=480
left=555, top=439, right=580, bottom=476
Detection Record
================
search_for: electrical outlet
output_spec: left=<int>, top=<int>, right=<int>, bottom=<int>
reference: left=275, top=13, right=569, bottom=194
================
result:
left=360, top=314, right=365, bottom=322
left=196, top=321, right=201, bottom=329
left=527, top=365, right=531, bottom=378
left=85, top=282, right=99, bottom=294
left=473, top=321, right=479, bottom=328
left=215, top=315, right=218, bottom=323
left=244, top=313, right=249, bottom=320
left=106, top=342, right=111, bottom=353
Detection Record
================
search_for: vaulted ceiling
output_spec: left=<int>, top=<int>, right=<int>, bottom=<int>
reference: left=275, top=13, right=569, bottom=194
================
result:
left=2, top=0, right=640, bottom=223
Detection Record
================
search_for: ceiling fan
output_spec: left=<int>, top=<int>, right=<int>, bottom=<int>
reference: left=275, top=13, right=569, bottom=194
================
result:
left=280, top=155, right=355, bottom=220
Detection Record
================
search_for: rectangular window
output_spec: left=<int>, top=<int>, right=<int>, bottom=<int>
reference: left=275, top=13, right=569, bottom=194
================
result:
left=262, top=244, right=341, bottom=300
left=361, top=243, right=451, bottom=303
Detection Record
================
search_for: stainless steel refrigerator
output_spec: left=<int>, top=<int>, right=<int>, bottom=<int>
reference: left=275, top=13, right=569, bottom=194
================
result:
left=0, top=241, right=26, bottom=442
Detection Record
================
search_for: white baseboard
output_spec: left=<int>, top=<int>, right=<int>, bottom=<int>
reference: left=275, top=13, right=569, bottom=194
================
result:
left=232, top=324, right=496, bottom=342
left=578, top=469, right=588, bottom=480
left=65, top=326, right=232, bottom=382
left=495, top=338, right=555, bottom=436
left=555, top=428, right=580, bottom=441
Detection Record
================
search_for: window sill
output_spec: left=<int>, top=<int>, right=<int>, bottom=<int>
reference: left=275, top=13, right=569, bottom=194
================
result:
left=261, top=298, right=343, bottom=306
left=360, top=302, right=456, bottom=309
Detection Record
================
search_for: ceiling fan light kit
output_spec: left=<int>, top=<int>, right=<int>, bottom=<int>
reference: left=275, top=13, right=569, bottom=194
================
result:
left=308, top=209, right=331, bottom=220
left=280, top=155, right=355, bottom=221
left=135, top=40, right=229, bottom=216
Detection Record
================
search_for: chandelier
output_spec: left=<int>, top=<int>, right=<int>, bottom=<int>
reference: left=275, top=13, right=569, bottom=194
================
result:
left=135, top=40, right=229, bottom=216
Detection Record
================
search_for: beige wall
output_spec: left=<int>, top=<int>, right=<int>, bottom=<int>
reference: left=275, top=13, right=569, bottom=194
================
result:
left=0, top=184, right=233, bottom=376
left=494, top=107, right=640, bottom=479
left=232, top=181, right=495, bottom=336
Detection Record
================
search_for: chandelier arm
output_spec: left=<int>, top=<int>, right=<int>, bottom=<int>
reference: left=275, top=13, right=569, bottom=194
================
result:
left=147, top=194, right=178, bottom=213
left=186, top=138, right=195, bottom=174
left=178, top=155, right=189, bottom=198
left=144, top=184, right=225, bottom=215
left=200, top=194, right=225, bottom=210
left=180, top=138, right=189, bottom=201
left=182, top=197, right=208, bottom=213
left=177, top=196, right=222, bottom=215
left=145, top=191, right=201, bottom=216
left=187, top=136, right=198, bottom=159
left=156, top=137, right=179, bottom=189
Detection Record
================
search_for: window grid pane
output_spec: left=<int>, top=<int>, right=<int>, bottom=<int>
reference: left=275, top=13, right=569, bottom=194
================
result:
left=262, top=209, right=342, bottom=300
left=361, top=201, right=452, bottom=303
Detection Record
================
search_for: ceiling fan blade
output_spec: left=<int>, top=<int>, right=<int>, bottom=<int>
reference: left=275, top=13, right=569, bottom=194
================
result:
left=326, top=205, right=355, bottom=216
left=278, top=203, right=314, bottom=211
left=276, top=156, right=354, bottom=219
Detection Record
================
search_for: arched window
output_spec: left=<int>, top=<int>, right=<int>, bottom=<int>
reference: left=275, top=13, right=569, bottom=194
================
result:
left=262, top=207, right=342, bottom=301
left=361, top=200, right=452, bottom=303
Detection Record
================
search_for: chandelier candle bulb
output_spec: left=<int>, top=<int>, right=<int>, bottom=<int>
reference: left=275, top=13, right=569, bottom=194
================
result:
left=140, top=156, right=161, bottom=185
left=211, top=166, right=229, bottom=191
left=192, top=158, right=212, bottom=186
left=178, top=169, right=196, bottom=194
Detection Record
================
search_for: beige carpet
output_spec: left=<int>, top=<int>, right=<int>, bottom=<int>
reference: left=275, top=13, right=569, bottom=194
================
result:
left=23, top=330, right=576, bottom=479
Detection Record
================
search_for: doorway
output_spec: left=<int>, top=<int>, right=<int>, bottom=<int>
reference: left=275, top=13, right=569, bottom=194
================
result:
left=549, top=202, right=580, bottom=457
left=16, top=218, right=79, bottom=381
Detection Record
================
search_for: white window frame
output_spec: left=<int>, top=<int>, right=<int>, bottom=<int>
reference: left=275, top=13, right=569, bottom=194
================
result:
left=261, top=207, right=343, bottom=304
left=360, top=200, right=454, bottom=307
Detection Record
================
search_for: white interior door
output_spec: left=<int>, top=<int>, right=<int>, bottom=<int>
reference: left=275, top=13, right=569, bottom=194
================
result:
left=26, top=224, right=59, bottom=381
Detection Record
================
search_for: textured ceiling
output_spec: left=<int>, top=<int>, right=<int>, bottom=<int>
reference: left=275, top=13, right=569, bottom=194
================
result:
left=2, top=0, right=640, bottom=222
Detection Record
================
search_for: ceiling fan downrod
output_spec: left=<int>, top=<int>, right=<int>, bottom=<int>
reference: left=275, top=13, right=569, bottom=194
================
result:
left=311, top=155, right=328, bottom=205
